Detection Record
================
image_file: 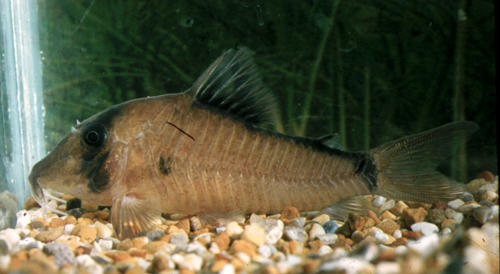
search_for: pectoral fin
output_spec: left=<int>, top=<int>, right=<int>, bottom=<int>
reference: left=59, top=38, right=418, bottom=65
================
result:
left=111, top=194, right=163, bottom=239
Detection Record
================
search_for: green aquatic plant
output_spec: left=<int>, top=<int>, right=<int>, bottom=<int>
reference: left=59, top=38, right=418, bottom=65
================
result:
left=37, top=0, right=495, bottom=182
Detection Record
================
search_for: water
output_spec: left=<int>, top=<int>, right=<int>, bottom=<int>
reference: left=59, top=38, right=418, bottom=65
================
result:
left=1, top=0, right=45, bottom=209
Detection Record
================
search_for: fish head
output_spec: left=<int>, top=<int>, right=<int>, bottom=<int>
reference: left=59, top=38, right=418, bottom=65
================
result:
left=29, top=103, right=127, bottom=205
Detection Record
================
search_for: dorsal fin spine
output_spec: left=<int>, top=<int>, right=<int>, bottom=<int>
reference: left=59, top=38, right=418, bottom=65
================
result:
left=189, top=48, right=277, bottom=126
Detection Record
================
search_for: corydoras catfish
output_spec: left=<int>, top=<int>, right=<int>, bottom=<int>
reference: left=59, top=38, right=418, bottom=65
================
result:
left=29, top=48, right=478, bottom=239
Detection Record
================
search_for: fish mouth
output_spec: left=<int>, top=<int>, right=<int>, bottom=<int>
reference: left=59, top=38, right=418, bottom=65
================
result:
left=28, top=172, right=46, bottom=206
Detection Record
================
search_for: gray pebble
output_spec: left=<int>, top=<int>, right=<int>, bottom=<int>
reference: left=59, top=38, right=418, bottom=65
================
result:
left=428, top=209, right=446, bottom=224
left=461, top=192, right=474, bottom=202
left=284, top=226, right=307, bottom=242
left=480, top=200, right=495, bottom=207
left=372, top=196, right=387, bottom=207
left=445, top=208, right=464, bottom=224
left=323, top=221, right=339, bottom=234
left=147, top=230, right=165, bottom=241
left=43, top=242, right=76, bottom=266
left=287, top=217, right=306, bottom=228
left=472, top=207, right=492, bottom=224
left=92, top=254, right=113, bottom=264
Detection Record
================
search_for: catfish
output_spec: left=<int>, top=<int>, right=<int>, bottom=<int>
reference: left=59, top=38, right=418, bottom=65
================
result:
left=29, top=48, right=477, bottom=238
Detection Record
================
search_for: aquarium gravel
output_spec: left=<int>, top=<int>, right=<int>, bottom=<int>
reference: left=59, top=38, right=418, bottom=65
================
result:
left=0, top=174, right=498, bottom=274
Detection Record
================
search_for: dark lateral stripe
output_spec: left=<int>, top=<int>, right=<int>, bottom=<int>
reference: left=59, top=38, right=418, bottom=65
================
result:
left=88, top=151, right=110, bottom=193
left=355, top=154, right=378, bottom=192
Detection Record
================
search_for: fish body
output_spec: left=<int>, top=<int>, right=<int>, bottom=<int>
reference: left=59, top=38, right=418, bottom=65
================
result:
left=29, top=48, right=477, bottom=238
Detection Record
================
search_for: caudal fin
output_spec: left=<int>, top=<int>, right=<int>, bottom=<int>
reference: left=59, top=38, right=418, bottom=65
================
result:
left=370, top=121, right=478, bottom=203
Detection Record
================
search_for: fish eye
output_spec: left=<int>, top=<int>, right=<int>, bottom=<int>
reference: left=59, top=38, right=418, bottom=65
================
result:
left=83, top=125, right=107, bottom=147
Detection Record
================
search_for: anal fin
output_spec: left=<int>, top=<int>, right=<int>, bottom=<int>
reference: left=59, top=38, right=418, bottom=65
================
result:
left=111, top=194, right=164, bottom=239
left=321, top=196, right=377, bottom=221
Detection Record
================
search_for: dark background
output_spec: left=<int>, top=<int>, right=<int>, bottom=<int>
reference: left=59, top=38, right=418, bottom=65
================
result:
left=38, top=0, right=496, bottom=183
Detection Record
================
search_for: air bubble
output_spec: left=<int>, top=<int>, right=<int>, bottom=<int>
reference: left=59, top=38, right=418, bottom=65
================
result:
left=179, top=16, right=194, bottom=28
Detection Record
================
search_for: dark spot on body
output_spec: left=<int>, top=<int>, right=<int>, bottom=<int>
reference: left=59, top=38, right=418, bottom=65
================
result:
left=88, top=151, right=110, bottom=193
left=159, top=156, right=173, bottom=175
left=355, top=154, right=377, bottom=191
left=66, top=198, right=82, bottom=210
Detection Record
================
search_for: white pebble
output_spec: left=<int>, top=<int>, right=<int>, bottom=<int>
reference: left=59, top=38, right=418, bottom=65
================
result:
left=136, top=258, right=150, bottom=271
left=407, top=234, right=439, bottom=257
left=395, top=245, right=407, bottom=255
left=276, top=261, right=292, bottom=273
left=220, top=263, right=235, bottom=274
left=320, top=257, right=375, bottom=273
left=209, top=242, right=220, bottom=254
left=0, top=229, right=20, bottom=251
left=249, top=214, right=266, bottom=227
left=463, top=246, right=492, bottom=274
left=478, top=183, right=497, bottom=192
left=225, top=222, right=244, bottom=237
left=393, top=229, right=402, bottom=239
left=376, top=262, right=400, bottom=274
left=186, top=242, right=207, bottom=255
left=258, top=244, right=273, bottom=258
left=95, top=221, right=113, bottom=238
left=360, top=243, right=379, bottom=262
left=64, top=224, right=75, bottom=235
left=97, top=239, right=113, bottom=251
left=288, top=217, right=306, bottom=228
left=285, top=254, right=302, bottom=266
left=448, top=199, right=464, bottom=210
left=16, top=237, right=43, bottom=251
left=309, top=223, right=326, bottom=240
left=284, top=226, right=307, bottom=242
left=445, top=208, right=464, bottom=223
left=90, top=242, right=103, bottom=256
left=242, top=223, right=266, bottom=246
left=215, top=227, right=226, bottom=234
left=411, top=222, right=439, bottom=236
left=76, top=254, right=95, bottom=267
left=236, top=252, right=251, bottom=264
left=331, top=247, right=348, bottom=259
left=380, top=199, right=396, bottom=212
left=172, top=253, right=203, bottom=271
left=371, top=227, right=389, bottom=244
left=0, top=255, right=10, bottom=270
left=318, top=245, right=333, bottom=256
left=373, top=196, right=387, bottom=207
left=84, top=263, right=103, bottom=274
left=317, top=233, right=338, bottom=245
left=441, top=228, right=452, bottom=235
left=491, top=205, right=499, bottom=218
left=265, top=220, right=284, bottom=244
left=15, top=210, right=32, bottom=229
left=194, top=233, right=211, bottom=245
left=458, top=203, right=481, bottom=213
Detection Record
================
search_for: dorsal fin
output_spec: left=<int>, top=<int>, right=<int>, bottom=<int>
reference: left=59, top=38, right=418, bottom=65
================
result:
left=188, top=48, right=277, bottom=126
left=316, top=133, right=344, bottom=150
